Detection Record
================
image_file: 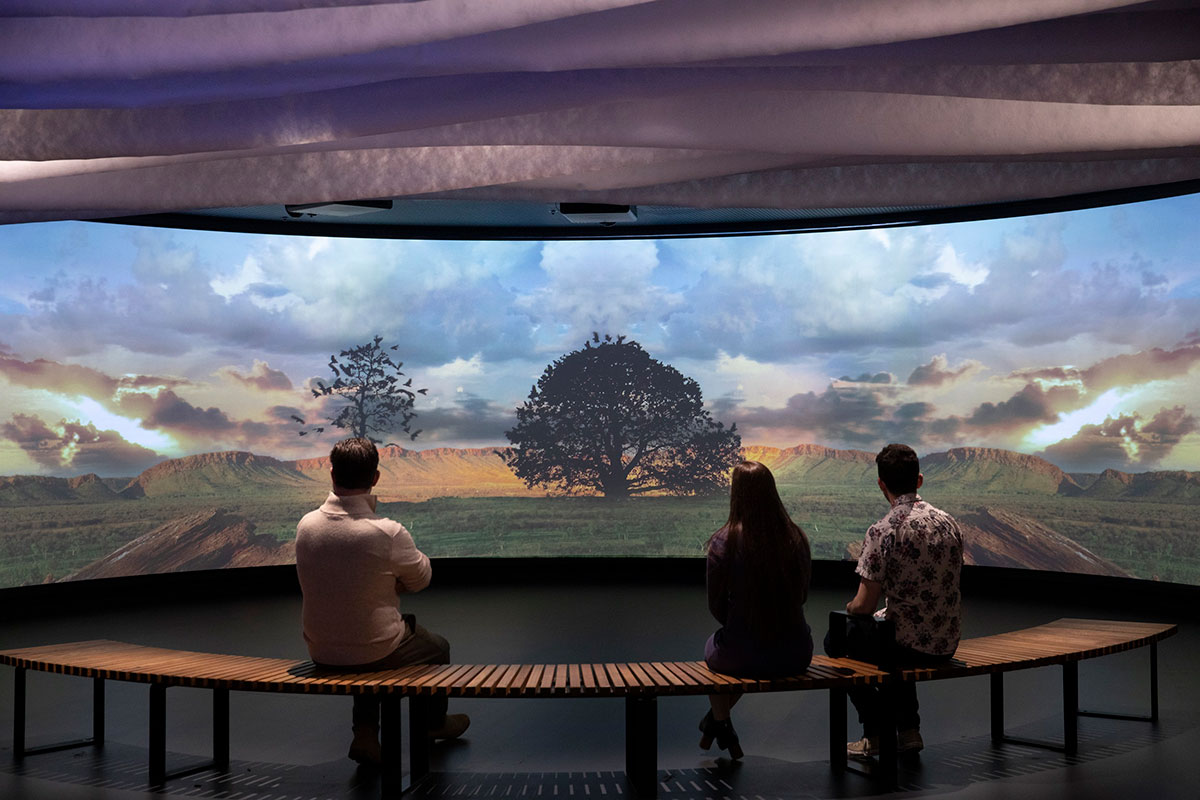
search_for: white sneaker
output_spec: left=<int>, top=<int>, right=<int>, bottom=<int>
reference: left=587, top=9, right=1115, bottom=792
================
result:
left=847, top=736, right=880, bottom=761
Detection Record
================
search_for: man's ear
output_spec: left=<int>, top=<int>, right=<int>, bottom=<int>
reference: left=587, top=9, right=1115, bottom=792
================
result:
left=916, top=473, right=924, bottom=490
left=329, top=467, right=336, bottom=486
left=372, top=470, right=381, bottom=487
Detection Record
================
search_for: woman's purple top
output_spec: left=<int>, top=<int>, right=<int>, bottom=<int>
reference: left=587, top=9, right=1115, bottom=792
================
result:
left=704, top=526, right=813, bottom=678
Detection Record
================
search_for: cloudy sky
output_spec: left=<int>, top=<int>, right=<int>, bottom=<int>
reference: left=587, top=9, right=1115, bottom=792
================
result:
left=2, top=194, right=1199, bottom=478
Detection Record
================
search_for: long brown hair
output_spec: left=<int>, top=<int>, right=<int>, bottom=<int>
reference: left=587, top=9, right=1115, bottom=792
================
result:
left=708, top=461, right=812, bottom=639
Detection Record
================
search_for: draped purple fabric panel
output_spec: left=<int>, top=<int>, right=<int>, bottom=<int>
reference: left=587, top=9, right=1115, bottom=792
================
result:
left=2, top=0, right=1199, bottom=223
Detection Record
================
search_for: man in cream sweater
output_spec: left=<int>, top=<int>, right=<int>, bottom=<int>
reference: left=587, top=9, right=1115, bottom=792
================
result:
left=296, top=437, right=469, bottom=765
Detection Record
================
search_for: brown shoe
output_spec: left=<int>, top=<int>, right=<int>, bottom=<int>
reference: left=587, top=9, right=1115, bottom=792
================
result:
left=348, top=725, right=381, bottom=765
left=897, top=728, right=924, bottom=754
left=427, top=713, right=470, bottom=740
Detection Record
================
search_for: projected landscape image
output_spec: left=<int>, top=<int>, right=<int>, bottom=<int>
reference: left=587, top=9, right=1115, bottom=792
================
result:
left=1, top=194, right=1199, bottom=588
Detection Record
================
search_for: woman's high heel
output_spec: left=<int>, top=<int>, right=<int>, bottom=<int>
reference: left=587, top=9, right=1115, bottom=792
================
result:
left=698, top=710, right=744, bottom=759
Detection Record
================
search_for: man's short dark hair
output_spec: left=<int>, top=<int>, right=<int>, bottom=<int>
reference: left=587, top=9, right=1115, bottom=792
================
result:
left=876, top=443, right=920, bottom=495
left=330, top=437, right=379, bottom=490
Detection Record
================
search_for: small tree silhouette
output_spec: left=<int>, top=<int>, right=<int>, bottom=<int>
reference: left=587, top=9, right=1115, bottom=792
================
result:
left=504, top=334, right=741, bottom=498
left=295, top=336, right=426, bottom=443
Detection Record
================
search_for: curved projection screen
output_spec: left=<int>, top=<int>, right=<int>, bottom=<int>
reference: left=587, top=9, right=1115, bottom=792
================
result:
left=1, top=195, right=1199, bottom=589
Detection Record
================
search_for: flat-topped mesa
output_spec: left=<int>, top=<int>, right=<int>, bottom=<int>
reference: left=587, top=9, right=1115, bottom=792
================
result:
left=136, top=450, right=291, bottom=478
left=289, top=444, right=512, bottom=472
left=1084, top=466, right=1200, bottom=500
left=291, top=444, right=538, bottom=501
left=924, top=447, right=1082, bottom=495
left=0, top=472, right=121, bottom=505
left=121, top=451, right=314, bottom=498
left=927, top=447, right=1066, bottom=476
left=741, top=443, right=876, bottom=470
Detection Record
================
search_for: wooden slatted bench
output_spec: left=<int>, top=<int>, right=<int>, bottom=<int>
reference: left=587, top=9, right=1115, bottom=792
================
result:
left=0, top=617, right=1176, bottom=798
left=0, top=641, right=888, bottom=798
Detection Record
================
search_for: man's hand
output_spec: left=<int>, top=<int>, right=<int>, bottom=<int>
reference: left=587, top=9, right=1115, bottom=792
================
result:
left=846, top=578, right=883, bottom=616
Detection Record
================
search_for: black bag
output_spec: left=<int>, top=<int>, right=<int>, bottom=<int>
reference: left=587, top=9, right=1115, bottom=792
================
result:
left=825, top=610, right=896, bottom=670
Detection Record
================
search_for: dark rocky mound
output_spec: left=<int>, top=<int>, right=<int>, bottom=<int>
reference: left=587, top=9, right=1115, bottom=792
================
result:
left=844, top=505, right=1127, bottom=577
left=62, top=507, right=295, bottom=580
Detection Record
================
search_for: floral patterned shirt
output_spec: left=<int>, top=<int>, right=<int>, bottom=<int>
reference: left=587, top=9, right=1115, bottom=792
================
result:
left=856, top=493, right=963, bottom=656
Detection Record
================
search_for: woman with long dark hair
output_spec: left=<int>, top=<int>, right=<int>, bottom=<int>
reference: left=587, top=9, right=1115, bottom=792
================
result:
left=699, top=460, right=813, bottom=758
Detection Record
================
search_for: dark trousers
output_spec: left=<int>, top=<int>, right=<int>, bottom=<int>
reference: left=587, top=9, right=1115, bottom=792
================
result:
left=317, top=619, right=450, bottom=731
left=824, top=625, right=951, bottom=736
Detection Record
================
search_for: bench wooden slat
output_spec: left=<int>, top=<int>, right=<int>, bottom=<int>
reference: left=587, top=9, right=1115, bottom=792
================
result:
left=591, top=663, right=612, bottom=693
left=567, top=663, right=582, bottom=693
left=579, top=663, right=596, bottom=694
left=537, top=663, right=557, bottom=692
left=479, top=664, right=520, bottom=696
left=503, top=664, right=535, bottom=696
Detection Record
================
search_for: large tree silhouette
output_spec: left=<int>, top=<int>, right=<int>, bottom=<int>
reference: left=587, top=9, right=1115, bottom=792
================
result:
left=295, top=336, right=427, bottom=443
left=504, top=334, right=741, bottom=498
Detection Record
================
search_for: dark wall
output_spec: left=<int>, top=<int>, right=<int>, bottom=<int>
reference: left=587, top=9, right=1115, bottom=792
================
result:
left=3, top=558, right=1197, bottom=624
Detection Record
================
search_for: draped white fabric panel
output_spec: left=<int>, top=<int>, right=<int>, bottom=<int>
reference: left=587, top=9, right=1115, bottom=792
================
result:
left=1, top=0, right=1198, bottom=223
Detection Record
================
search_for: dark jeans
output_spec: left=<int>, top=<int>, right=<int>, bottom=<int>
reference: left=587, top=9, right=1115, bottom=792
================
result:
left=824, top=624, right=952, bottom=736
left=317, top=619, right=450, bottom=731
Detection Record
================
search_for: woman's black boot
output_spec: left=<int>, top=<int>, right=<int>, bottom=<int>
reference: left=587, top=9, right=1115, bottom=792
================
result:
left=699, top=711, right=744, bottom=759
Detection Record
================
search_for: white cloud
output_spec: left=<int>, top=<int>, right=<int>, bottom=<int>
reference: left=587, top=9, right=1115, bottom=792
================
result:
left=426, top=355, right=485, bottom=380
left=516, top=241, right=681, bottom=349
left=934, top=242, right=989, bottom=290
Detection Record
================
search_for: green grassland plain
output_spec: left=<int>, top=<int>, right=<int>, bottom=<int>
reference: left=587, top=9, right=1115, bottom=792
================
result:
left=1, top=484, right=1197, bottom=588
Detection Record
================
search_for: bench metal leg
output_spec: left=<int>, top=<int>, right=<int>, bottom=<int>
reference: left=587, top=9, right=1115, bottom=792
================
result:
left=409, top=695, right=431, bottom=783
left=828, top=684, right=896, bottom=787
left=991, top=664, right=1080, bottom=755
left=148, top=682, right=233, bottom=787
left=13, top=668, right=106, bottom=760
left=993, top=649, right=1160, bottom=758
left=1063, top=662, right=1078, bottom=756
left=1079, top=642, right=1160, bottom=723
left=380, top=694, right=403, bottom=797
left=213, top=687, right=229, bottom=771
left=93, top=677, right=105, bottom=746
left=990, top=672, right=1004, bottom=745
left=13, top=667, right=25, bottom=760
left=877, top=684, right=898, bottom=786
left=149, top=683, right=167, bottom=787
left=625, top=695, right=657, bottom=799
left=828, top=687, right=847, bottom=774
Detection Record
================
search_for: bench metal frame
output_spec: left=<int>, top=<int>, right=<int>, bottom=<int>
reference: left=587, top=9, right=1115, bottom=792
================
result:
left=3, top=619, right=1177, bottom=799
left=989, top=641, right=1160, bottom=756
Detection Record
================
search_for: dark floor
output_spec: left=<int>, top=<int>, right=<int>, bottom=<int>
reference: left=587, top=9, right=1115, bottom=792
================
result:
left=0, top=578, right=1197, bottom=800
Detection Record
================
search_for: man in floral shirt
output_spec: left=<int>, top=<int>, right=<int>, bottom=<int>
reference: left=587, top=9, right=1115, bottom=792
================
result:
left=842, top=443, right=963, bottom=760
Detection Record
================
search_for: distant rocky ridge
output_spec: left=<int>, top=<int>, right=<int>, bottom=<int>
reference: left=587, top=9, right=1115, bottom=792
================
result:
left=61, top=508, right=295, bottom=581
left=845, top=505, right=1128, bottom=577
left=0, top=472, right=122, bottom=505
left=2, top=444, right=1197, bottom=505
left=119, top=451, right=316, bottom=498
left=292, top=444, right=541, bottom=501
left=923, top=447, right=1083, bottom=495
left=1079, top=468, right=1200, bottom=501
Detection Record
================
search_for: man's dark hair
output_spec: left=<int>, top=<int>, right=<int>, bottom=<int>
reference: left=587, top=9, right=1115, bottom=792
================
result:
left=330, top=437, right=379, bottom=490
left=876, top=443, right=920, bottom=495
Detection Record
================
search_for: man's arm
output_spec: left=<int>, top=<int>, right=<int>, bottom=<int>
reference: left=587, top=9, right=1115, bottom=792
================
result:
left=846, top=577, right=883, bottom=616
left=388, top=524, right=432, bottom=593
